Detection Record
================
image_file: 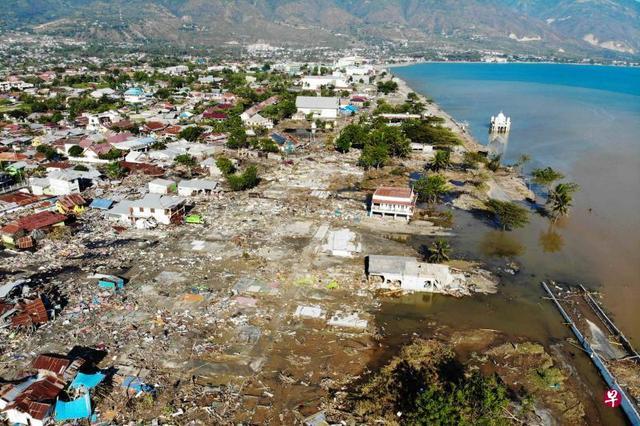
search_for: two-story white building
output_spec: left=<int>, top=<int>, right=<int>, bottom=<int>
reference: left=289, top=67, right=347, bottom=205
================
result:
left=369, top=186, right=416, bottom=220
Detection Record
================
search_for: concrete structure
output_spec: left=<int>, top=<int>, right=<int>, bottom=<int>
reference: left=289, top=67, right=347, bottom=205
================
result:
left=109, top=193, right=186, bottom=225
left=243, top=113, right=274, bottom=129
left=490, top=111, right=511, bottom=133
left=369, top=186, right=416, bottom=220
left=367, top=255, right=465, bottom=293
left=295, top=96, right=339, bottom=120
left=322, top=228, right=361, bottom=257
left=123, top=87, right=147, bottom=104
left=0, top=80, right=34, bottom=92
left=301, top=75, right=348, bottom=91
left=148, top=178, right=175, bottom=194
left=177, top=179, right=218, bottom=196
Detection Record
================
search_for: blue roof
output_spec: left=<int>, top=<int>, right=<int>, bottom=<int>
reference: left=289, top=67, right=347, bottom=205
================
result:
left=70, top=371, right=106, bottom=391
left=124, top=87, right=144, bottom=96
left=340, top=105, right=358, bottom=112
left=54, top=393, right=91, bottom=421
left=89, top=198, right=113, bottom=210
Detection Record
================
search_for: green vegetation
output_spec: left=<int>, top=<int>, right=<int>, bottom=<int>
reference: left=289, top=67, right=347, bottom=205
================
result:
left=462, top=151, right=488, bottom=170
left=104, top=162, right=127, bottom=179
left=402, top=119, right=462, bottom=147
left=414, top=174, right=449, bottom=204
left=227, top=165, right=259, bottom=191
left=335, top=123, right=368, bottom=152
left=531, top=167, right=564, bottom=189
left=486, top=199, right=529, bottom=230
left=215, top=156, right=236, bottom=175
left=376, top=80, right=399, bottom=94
left=98, top=148, right=123, bottom=161
left=174, top=153, right=197, bottom=168
left=67, top=145, right=84, bottom=157
left=350, top=339, right=512, bottom=425
left=36, top=144, right=59, bottom=161
left=179, top=126, right=206, bottom=142
left=358, top=143, right=389, bottom=169
left=423, top=239, right=451, bottom=263
left=430, top=150, right=451, bottom=171
left=547, top=182, right=579, bottom=221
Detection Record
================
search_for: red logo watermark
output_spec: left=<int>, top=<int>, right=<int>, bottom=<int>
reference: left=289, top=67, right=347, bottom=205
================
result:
left=604, top=389, right=621, bottom=408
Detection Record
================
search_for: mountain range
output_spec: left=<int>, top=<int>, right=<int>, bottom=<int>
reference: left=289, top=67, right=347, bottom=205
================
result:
left=1, top=0, right=638, bottom=57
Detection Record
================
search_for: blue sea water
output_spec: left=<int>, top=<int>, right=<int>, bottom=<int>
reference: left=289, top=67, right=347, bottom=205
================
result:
left=392, top=63, right=640, bottom=343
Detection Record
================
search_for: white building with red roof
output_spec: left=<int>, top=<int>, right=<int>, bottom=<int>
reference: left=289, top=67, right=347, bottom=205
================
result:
left=369, top=186, right=416, bottom=220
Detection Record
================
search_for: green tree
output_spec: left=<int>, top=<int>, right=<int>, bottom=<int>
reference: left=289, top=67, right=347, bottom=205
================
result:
left=358, top=143, right=389, bottom=169
left=104, top=162, right=127, bottom=179
left=175, top=153, right=197, bottom=168
left=377, top=80, right=399, bottom=94
left=67, top=145, right=84, bottom=157
left=227, top=127, right=248, bottom=149
left=430, top=150, right=451, bottom=171
left=515, top=153, right=531, bottom=174
left=370, top=126, right=410, bottom=158
left=547, top=182, right=579, bottom=222
left=531, top=167, right=564, bottom=191
left=414, top=175, right=449, bottom=204
left=486, top=199, right=529, bottom=230
left=336, top=123, right=368, bottom=150
left=409, top=373, right=510, bottom=425
left=215, top=156, right=236, bottom=175
left=258, top=138, right=279, bottom=153
left=36, top=144, right=59, bottom=161
left=487, top=155, right=502, bottom=172
left=424, top=239, right=451, bottom=263
left=227, top=165, right=260, bottom=191
left=462, top=151, right=487, bottom=170
left=99, top=148, right=123, bottom=161
left=179, top=126, right=205, bottom=142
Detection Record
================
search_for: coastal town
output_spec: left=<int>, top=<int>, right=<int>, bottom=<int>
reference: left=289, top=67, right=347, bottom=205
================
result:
left=0, top=41, right=638, bottom=425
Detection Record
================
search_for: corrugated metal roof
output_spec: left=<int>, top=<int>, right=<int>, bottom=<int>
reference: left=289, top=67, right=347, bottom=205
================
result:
left=89, top=198, right=113, bottom=209
left=32, top=355, right=69, bottom=375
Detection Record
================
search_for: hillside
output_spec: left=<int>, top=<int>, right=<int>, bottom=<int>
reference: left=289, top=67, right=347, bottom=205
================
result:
left=0, top=0, right=638, bottom=57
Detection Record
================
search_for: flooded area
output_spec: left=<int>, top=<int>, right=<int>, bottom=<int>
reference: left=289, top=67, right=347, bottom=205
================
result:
left=393, top=63, right=640, bottom=344
left=383, top=62, right=640, bottom=424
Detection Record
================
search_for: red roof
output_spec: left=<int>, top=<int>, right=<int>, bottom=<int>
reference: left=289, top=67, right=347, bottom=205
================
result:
left=11, top=298, right=49, bottom=327
left=106, top=132, right=133, bottom=144
left=215, top=103, right=234, bottom=110
left=32, top=355, right=70, bottom=375
left=3, top=211, right=67, bottom=233
left=144, top=121, right=167, bottom=131
left=57, top=194, right=87, bottom=210
left=43, top=161, right=72, bottom=170
left=203, top=111, right=227, bottom=120
left=373, top=186, right=413, bottom=199
left=0, top=192, right=44, bottom=207
left=0, top=152, right=28, bottom=162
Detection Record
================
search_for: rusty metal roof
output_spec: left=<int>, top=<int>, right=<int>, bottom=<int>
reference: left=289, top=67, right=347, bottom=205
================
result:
left=31, top=355, right=70, bottom=375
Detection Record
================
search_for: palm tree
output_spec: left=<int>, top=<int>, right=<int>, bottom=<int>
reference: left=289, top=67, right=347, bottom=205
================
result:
left=547, top=182, right=579, bottom=222
left=430, top=150, right=451, bottom=171
left=427, top=239, right=451, bottom=263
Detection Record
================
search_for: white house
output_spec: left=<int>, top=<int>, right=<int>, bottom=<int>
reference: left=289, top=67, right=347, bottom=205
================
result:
left=367, top=255, right=466, bottom=293
left=29, top=169, right=100, bottom=196
left=148, top=178, right=175, bottom=194
left=243, top=113, right=274, bottom=129
left=109, top=193, right=186, bottom=225
left=0, top=80, right=34, bottom=92
left=301, top=75, right=348, bottom=91
left=295, top=96, right=339, bottom=120
left=369, top=186, right=416, bottom=220
left=90, top=88, right=117, bottom=99
left=177, top=179, right=219, bottom=196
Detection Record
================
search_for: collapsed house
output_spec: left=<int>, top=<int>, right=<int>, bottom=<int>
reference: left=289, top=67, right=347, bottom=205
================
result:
left=366, top=255, right=466, bottom=294
left=0, top=353, right=106, bottom=426
left=0, top=211, right=67, bottom=249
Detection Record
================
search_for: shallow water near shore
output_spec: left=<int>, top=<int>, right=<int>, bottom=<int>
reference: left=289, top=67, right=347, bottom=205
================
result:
left=380, top=63, right=639, bottom=423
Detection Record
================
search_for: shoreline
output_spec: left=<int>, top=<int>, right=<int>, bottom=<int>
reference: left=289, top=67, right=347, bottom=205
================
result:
left=381, top=68, right=533, bottom=203
left=382, top=60, right=639, bottom=69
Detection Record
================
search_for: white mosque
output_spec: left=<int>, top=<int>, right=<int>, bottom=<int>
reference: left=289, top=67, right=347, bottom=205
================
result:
left=490, top=111, right=511, bottom=133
